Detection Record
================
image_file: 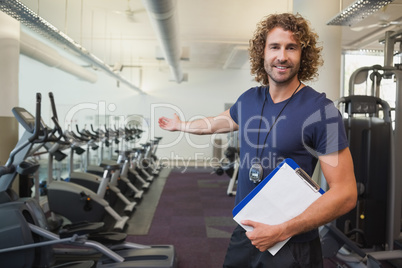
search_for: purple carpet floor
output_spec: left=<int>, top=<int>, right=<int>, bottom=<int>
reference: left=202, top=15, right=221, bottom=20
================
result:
left=126, top=168, right=237, bottom=268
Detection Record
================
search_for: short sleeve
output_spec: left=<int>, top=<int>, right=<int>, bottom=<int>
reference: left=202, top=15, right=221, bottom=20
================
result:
left=306, top=102, right=349, bottom=156
left=229, top=102, right=239, bottom=124
left=230, top=89, right=251, bottom=125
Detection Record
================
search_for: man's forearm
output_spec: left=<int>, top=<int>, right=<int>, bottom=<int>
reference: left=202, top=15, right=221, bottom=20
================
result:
left=180, top=117, right=215, bottom=135
left=279, top=185, right=357, bottom=241
left=181, top=113, right=238, bottom=135
left=278, top=149, right=357, bottom=241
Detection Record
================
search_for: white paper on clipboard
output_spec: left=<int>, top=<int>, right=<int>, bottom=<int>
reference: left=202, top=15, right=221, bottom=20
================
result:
left=232, top=158, right=325, bottom=255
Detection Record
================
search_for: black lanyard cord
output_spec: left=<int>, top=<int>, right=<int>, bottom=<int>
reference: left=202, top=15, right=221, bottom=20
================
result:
left=256, top=81, right=302, bottom=161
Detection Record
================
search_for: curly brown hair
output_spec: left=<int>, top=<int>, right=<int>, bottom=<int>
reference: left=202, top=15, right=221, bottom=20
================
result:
left=249, top=13, right=323, bottom=86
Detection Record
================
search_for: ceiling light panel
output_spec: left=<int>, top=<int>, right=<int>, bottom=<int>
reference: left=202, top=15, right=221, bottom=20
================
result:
left=0, top=0, right=144, bottom=93
left=327, top=0, right=394, bottom=26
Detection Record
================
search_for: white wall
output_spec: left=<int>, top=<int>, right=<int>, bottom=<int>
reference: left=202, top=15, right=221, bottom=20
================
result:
left=0, top=12, right=19, bottom=116
left=294, top=0, right=342, bottom=101
left=19, top=53, right=258, bottom=165
left=139, top=68, right=257, bottom=163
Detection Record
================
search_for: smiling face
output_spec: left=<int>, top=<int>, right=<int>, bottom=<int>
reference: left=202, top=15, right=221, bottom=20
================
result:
left=263, top=27, right=302, bottom=87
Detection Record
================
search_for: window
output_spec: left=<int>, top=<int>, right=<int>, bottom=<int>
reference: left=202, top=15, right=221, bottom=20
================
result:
left=342, top=51, right=401, bottom=126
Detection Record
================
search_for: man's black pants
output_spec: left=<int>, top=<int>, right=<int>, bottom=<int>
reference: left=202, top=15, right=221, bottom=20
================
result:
left=223, top=225, right=323, bottom=268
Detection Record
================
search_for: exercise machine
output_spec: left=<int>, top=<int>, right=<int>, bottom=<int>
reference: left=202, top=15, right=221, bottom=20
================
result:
left=0, top=92, right=178, bottom=267
left=320, top=46, right=402, bottom=266
left=214, top=146, right=239, bottom=196
left=65, top=129, right=145, bottom=202
left=30, top=94, right=131, bottom=231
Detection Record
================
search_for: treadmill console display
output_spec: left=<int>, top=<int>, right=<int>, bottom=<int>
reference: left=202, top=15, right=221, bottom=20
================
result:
left=12, top=107, right=36, bottom=133
left=20, top=111, right=34, bottom=120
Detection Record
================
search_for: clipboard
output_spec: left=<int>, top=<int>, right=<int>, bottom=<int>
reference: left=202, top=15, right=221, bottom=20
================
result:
left=232, top=158, right=325, bottom=255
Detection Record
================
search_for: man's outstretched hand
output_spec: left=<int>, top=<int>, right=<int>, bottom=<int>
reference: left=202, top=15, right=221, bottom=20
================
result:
left=158, top=113, right=181, bottom=132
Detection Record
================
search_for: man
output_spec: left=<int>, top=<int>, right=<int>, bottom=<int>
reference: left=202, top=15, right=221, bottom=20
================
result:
left=159, top=13, right=357, bottom=267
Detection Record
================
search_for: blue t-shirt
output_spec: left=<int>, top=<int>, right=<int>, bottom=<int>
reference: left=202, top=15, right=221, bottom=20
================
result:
left=229, top=85, right=349, bottom=242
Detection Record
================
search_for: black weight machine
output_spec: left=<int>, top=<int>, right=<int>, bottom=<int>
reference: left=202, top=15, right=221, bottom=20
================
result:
left=320, top=30, right=402, bottom=267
